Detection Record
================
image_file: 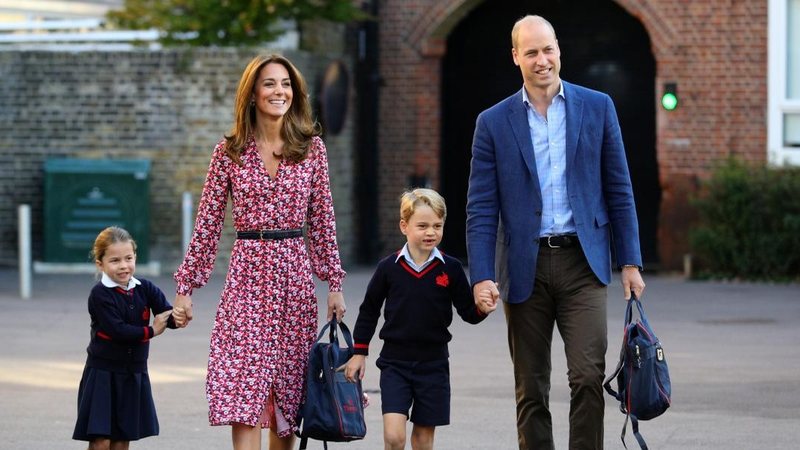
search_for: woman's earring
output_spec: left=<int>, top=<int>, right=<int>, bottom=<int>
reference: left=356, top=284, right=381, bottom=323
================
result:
left=250, top=99, right=255, bottom=107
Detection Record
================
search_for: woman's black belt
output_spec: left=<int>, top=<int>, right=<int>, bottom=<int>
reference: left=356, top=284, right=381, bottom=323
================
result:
left=236, top=229, right=303, bottom=240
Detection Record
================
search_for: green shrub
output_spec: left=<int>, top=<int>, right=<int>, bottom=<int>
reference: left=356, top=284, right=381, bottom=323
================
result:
left=689, top=159, right=800, bottom=281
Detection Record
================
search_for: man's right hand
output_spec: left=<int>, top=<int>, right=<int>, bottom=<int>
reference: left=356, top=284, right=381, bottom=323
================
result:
left=473, top=279, right=500, bottom=308
left=172, top=294, right=194, bottom=328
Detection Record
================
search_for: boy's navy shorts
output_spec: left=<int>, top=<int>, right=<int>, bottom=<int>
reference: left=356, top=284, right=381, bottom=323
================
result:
left=376, top=357, right=450, bottom=426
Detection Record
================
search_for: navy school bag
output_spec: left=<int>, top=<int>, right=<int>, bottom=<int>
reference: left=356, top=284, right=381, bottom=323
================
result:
left=604, top=295, right=672, bottom=449
left=296, top=319, right=366, bottom=449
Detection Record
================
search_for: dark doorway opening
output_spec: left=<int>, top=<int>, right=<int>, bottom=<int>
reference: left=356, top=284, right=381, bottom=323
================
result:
left=441, top=0, right=660, bottom=266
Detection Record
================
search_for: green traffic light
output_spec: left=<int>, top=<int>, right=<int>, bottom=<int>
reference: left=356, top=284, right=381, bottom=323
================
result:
left=661, top=92, right=678, bottom=110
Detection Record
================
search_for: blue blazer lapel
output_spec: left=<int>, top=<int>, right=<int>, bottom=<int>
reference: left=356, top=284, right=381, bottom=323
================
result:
left=507, top=90, right=538, bottom=178
left=564, top=81, right=583, bottom=172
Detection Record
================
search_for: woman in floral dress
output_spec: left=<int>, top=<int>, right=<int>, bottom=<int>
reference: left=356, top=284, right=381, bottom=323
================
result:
left=172, top=54, right=347, bottom=450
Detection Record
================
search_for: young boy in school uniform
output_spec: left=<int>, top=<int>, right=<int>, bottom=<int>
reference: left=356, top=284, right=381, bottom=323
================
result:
left=343, top=188, right=497, bottom=450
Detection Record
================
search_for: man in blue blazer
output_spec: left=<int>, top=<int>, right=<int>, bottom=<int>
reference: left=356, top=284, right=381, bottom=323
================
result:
left=466, top=15, right=646, bottom=450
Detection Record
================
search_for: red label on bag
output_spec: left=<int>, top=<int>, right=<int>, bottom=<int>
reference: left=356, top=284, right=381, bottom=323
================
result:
left=343, top=398, right=359, bottom=414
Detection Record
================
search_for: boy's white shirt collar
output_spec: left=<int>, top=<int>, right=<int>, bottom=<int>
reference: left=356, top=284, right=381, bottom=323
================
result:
left=396, top=244, right=444, bottom=271
left=101, top=272, right=141, bottom=290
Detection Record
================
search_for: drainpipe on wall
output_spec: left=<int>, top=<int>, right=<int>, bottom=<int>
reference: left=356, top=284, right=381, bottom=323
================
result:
left=354, top=0, right=381, bottom=264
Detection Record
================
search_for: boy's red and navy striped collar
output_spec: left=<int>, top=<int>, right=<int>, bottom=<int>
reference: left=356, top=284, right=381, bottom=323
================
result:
left=398, top=257, right=441, bottom=278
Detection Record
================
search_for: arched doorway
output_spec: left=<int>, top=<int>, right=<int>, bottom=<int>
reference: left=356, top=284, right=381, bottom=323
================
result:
left=441, top=0, right=660, bottom=266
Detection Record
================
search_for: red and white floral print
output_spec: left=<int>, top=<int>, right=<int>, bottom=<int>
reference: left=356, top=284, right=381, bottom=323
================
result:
left=174, top=135, right=345, bottom=437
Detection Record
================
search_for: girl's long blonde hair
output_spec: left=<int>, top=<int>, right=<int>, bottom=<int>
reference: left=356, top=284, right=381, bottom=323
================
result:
left=224, top=54, right=321, bottom=165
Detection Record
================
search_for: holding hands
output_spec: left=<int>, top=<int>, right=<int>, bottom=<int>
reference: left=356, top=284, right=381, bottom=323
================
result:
left=474, top=279, right=500, bottom=315
left=477, top=288, right=498, bottom=314
left=152, top=310, right=173, bottom=336
left=172, top=294, right=194, bottom=328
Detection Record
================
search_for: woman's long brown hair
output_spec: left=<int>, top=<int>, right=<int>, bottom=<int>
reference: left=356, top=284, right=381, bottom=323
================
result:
left=224, top=54, right=321, bottom=164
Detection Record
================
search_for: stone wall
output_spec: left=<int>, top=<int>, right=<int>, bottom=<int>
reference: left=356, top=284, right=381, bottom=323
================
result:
left=0, top=48, right=356, bottom=273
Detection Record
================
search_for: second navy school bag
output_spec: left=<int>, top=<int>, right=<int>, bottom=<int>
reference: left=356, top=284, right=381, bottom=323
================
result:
left=296, top=318, right=366, bottom=449
left=603, top=295, right=672, bottom=450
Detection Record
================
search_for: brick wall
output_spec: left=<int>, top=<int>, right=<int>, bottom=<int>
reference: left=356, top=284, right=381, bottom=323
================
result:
left=622, top=0, right=768, bottom=268
left=0, top=48, right=356, bottom=272
left=377, top=0, right=768, bottom=270
left=375, top=0, right=449, bottom=254
left=1, top=1, right=770, bottom=273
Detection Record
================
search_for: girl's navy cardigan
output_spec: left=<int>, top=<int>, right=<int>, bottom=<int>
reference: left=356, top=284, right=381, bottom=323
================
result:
left=352, top=252, right=487, bottom=361
left=84, top=279, right=176, bottom=372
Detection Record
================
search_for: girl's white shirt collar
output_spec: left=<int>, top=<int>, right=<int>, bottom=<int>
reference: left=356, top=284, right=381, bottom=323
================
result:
left=100, top=272, right=141, bottom=290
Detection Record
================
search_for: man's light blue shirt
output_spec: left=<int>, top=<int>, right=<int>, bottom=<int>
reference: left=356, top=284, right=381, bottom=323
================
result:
left=396, top=244, right=444, bottom=272
left=522, top=83, right=576, bottom=237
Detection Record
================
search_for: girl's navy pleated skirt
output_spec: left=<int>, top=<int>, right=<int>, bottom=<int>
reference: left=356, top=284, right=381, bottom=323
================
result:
left=72, top=364, right=160, bottom=441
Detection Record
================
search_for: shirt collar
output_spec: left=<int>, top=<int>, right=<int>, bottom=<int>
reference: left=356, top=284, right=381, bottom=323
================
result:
left=395, top=244, right=445, bottom=265
left=521, top=81, right=565, bottom=107
left=101, top=272, right=141, bottom=290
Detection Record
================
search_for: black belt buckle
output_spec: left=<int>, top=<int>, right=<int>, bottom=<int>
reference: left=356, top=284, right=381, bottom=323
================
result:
left=237, top=229, right=303, bottom=240
left=541, top=234, right=576, bottom=248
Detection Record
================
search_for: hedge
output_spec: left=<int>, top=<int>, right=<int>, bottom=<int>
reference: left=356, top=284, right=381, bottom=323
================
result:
left=689, top=159, right=800, bottom=281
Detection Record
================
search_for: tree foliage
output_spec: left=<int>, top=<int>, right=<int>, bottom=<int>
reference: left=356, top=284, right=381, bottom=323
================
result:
left=106, top=0, right=368, bottom=46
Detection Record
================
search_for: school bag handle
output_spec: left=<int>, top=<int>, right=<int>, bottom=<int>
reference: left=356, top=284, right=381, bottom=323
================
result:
left=315, top=318, right=355, bottom=366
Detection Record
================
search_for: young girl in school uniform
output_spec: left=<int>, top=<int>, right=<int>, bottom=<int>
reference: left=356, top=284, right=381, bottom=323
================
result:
left=72, top=226, right=176, bottom=450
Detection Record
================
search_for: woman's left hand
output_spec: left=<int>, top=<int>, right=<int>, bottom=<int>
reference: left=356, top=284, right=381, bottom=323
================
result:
left=327, top=291, right=346, bottom=323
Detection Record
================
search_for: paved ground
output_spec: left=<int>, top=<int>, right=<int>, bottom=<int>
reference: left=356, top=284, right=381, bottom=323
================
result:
left=1, top=266, right=798, bottom=449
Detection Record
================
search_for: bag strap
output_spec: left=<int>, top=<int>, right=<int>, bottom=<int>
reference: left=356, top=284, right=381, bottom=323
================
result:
left=620, top=414, right=648, bottom=450
left=618, top=378, right=648, bottom=450
left=315, top=319, right=355, bottom=351
left=315, top=320, right=336, bottom=344
left=627, top=295, right=655, bottom=333
left=630, top=415, right=648, bottom=450
left=602, top=325, right=627, bottom=400
left=624, top=294, right=646, bottom=325
left=298, top=436, right=328, bottom=450
left=604, top=296, right=637, bottom=399
left=336, top=320, right=354, bottom=351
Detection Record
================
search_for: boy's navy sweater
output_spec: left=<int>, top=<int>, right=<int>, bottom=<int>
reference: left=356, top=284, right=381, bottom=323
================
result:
left=352, top=251, right=486, bottom=361
left=85, top=278, right=176, bottom=372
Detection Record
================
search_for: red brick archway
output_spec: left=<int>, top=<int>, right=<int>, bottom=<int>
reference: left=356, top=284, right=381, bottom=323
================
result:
left=376, top=0, right=767, bottom=269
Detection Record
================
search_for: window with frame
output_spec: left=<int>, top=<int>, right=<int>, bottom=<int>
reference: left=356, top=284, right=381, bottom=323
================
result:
left=769, top=0, right=800, bottom=165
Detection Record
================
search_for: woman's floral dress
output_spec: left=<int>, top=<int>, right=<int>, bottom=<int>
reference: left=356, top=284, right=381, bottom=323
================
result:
left=174, top=135, right=345, bottom=437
